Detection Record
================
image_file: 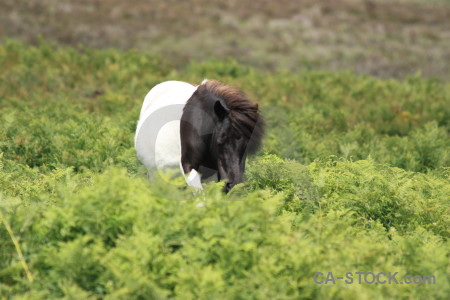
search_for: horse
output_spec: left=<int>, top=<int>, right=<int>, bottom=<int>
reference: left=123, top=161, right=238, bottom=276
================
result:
left=135, top=79, right=264, bottom=193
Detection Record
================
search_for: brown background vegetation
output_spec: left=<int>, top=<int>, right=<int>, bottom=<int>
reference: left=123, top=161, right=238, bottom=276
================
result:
left=1, top=0, right=449, bottom=78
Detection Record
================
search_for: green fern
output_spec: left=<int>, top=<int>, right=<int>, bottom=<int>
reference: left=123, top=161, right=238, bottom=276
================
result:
left=0, top=41, right=449, bottom=299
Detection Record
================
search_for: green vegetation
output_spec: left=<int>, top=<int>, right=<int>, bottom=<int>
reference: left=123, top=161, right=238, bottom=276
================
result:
left=1, top=41, right=449, bottom=299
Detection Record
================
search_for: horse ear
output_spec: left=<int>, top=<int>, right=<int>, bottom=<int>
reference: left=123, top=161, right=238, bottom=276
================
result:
left=214, top=100, right=229, bottom=121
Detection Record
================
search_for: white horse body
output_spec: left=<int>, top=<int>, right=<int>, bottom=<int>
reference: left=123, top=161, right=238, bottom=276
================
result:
left=135, top=80, right=202, bottom=188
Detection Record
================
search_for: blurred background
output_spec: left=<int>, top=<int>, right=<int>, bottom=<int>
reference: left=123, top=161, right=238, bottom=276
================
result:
left=1, top=0, right=449, bottom=79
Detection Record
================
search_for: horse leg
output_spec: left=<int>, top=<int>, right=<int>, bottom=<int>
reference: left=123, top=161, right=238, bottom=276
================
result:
left=186, top=169, right=202, bottom=189
left=180, top=162, right=203, bottom=189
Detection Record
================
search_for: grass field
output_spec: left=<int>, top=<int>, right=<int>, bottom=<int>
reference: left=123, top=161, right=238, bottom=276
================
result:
left=1, top=0, right=450, bottom=79
left=0, top=41, right=449, bottom=299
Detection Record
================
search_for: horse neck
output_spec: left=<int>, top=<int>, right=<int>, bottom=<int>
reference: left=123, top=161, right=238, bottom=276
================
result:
left=181, top=92, right=219, bottom=167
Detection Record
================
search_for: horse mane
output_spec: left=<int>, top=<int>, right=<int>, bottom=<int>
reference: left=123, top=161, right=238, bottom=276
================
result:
left=198, top=80, right=264, bottom=154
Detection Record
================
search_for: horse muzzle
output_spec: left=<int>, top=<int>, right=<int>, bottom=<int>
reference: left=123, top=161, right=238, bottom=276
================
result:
left=223, top=182, right=235, bottom=193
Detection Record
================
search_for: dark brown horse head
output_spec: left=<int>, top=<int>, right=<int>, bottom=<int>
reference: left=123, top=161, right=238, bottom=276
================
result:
left=180, top=80, right=264, bottom=192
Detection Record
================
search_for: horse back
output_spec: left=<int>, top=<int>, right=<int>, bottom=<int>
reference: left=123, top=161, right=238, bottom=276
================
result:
left=138, top=81, right=197, bottom=121
left=135, top=81, right=198, bottom=171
